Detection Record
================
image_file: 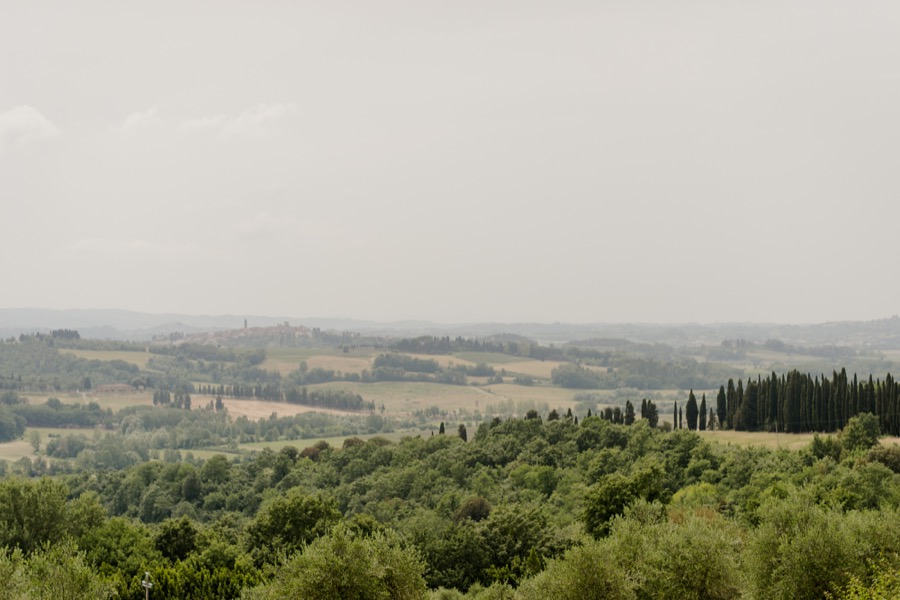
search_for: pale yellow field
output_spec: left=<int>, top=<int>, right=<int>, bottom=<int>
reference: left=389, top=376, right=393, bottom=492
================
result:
left=261, top=348, right=376, bottom=375
left=0, top=439, right=36, bottom=461
left=0, top=426, right=98, bottom=462
left=499, top=360, right=565, bottom=379
left=698, top=430, right=817, bottom=450
left=306, top=355, right=371, bottom=374
left=217, top=397, right=358, bottom=420
left=301, top=381, right=503, bottom=415
left=698, top=430, right=900, bottom=451
left=431, top=355, right=479, bottom=368
left=481, top=383, right=578, bottom=409
left=454, top=352, right=522, bottom=365
left=260, top=347, right=330, bottom=374
left=20, top=390, right=153, bottom=411
left=335, top=381, right=573, bottom=415
left=61, top=348, right=153, bottom=368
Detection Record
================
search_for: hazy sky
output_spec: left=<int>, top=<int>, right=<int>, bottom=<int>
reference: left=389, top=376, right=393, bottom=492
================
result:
left=2, top=1, right=899, bottom=324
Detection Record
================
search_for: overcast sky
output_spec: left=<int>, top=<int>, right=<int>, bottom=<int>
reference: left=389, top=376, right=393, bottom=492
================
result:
left=2, top=1, right=899, bottom=324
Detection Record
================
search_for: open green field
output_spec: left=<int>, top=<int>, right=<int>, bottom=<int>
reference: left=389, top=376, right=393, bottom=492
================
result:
left=60, top=348, right=153, bottom=368
left=480, top=383, right=577, bottom=410
left=0, top=426, right=98, bottom=462
left=303, top=381, right=579, bottom=416
left=215, top=397, right=357, bottom=420
left=454, top=351, right=523, bottom=365
left=307, top=381, right=492, bottom=415
left=0, top=439, right=35, bottom=461
left=499, top=359, right=565, bottom=379
left=261, top=347, right=376, bottom=375
left=20, top=390, right=154, bottom=411
left=259, top=347, right=322, bottom=374
left=699, top=430, right=900, bottom=451
left=698, top=429, right=818, bottom=451
left=431, top=355, right=479, bottom=369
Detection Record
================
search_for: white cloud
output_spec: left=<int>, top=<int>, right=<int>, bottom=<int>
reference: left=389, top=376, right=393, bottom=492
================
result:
left=113, top=107, right=163, bottom=133
left=179, top=103, right=297, bottom=138
left=177, top=115, right=228, bottom=133
left=223, top=103, right=296, bottom=137
left=0, top=105, right=60, bottom=150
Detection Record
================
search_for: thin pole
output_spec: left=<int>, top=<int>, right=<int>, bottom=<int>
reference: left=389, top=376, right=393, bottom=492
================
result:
left=142, top=572, right=153, bottom=600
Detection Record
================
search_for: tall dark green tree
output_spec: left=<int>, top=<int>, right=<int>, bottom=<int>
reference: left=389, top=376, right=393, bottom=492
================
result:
left=624, top=401, right=635, bottom=426
left=726, top=379, right=736, bottom=429
left=698, top=394, right=707, bottom=431
left=686, top=391, right=699, bottom=431
left=716, top=385, right=726, bottom=428
left=646, top=400, right=659, bottom=428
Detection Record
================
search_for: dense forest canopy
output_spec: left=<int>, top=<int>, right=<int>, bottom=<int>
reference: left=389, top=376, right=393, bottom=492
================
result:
left=0, top=414, right=897, bottom=598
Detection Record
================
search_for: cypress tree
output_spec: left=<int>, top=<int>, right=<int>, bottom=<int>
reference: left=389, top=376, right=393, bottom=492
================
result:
left=783, top=370, right=801, bottom=433
left=624, top=400, right=635, bottom=426
left=768, top=372, right=780, bottom=429
left=686, top=390, right=699, bottom=431
left=716, top=385, right=726, bottom=429
left=837, top=368, right=848, bottom=429
left=757, top=375, right=766, bottom=430
left=699, top=394, right=707, bottom=431
left=812, top=376, right=822, bottom=431
left=742, top=380, right=757, bottom=430
left=876, top=375, right=888, bottom=432
left=726, top=379, right=736, bottom=429
left=646, top=401, right=659, bottom=428
left=867, top=375, right=876, bottom=415
left=673, top=401, right=678, bottom=430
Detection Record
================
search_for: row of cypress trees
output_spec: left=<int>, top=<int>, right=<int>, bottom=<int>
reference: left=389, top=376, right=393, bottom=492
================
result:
left=709, top=368, right=900, bottom=435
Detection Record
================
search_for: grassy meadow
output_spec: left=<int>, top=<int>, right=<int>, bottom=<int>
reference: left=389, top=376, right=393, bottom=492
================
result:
left=60, top=348, right=154, bottom=368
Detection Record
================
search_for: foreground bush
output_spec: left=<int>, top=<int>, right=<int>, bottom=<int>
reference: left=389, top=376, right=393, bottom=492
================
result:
left=242, top=524, right=427, bottom=600
left=518, top=501, right=741, bottom=600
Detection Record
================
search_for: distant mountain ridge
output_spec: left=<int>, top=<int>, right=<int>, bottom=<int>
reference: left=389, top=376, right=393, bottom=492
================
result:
left=0, top=308, right=443, bottom=341
left=1, top=307, right=899, bottom=348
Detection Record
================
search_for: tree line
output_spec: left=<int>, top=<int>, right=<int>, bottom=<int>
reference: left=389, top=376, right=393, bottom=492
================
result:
left=707, top=368, right=900, bottom=435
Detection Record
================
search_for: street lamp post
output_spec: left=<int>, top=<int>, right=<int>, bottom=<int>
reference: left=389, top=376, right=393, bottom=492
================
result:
left=142, top=572, right=153, bottom=600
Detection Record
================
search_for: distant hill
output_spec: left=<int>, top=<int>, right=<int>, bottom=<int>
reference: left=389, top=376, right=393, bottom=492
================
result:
left=1, top=308, right=900, bottom=349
